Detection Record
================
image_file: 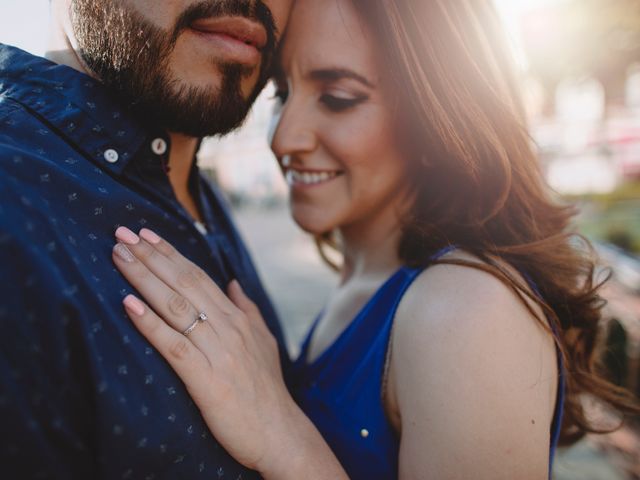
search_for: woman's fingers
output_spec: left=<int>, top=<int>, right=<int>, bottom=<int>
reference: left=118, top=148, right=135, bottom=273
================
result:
left=114, top=240, right=299, bottom=474
left=227, top=280, right=257, bottom=315
left=113, top=228, right=272, bottom=379
left=123, top=294, right=212, bottom=385
left=116, top=227, right=237, bottom=316
left=138, top=227, right=235, bottom=312
left=228, top=280, right=273, bottom=338
left=112, top=242, right=221, bottom=351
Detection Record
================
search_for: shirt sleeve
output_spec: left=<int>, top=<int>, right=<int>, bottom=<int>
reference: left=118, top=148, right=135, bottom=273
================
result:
left=0, top=202, right=97, bottom=478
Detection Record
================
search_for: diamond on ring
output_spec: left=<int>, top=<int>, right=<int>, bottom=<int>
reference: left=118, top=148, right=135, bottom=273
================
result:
left=182, top=312, right=208, bottom=337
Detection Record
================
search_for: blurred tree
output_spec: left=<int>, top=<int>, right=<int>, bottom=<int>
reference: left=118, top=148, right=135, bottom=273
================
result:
left=603, top=319, right=629, bottom=388
left=521, top=0, right=640, bottom=116
left=605, top=226, right=636, bottom=252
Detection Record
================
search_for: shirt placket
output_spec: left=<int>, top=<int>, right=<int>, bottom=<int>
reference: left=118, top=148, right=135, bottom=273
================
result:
left=123, top=135, right=231, bottom=283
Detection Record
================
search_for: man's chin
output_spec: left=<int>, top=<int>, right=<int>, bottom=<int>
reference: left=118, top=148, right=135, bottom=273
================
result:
left=149, top=112, right=251, bottom=138
left=132, top=97, right=252, bottom=138
left=146, top=66, right=263, bottom=136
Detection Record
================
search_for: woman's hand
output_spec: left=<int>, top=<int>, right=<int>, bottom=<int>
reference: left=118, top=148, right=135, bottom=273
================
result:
left=111, top=227, right=345, bottom=479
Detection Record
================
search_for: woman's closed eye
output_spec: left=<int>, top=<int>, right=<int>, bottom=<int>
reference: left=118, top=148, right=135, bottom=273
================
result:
left=320, top=92, right=369, bottom=113
left=271, top=88, right=368, bottom=114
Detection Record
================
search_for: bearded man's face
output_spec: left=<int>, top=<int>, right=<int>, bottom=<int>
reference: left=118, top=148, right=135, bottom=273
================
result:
left=69, top=0, right=292, bottom=137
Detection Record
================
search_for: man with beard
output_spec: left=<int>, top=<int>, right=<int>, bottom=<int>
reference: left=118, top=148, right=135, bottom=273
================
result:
left=0, top=0, right=292, bottom=478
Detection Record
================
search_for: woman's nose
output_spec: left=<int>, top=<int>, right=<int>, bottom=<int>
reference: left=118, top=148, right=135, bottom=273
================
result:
left=270, top=99, right=318, bottom=159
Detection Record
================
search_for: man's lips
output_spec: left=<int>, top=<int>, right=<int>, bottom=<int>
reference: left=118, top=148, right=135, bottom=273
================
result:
left=190, top=16, right=268, bottom=50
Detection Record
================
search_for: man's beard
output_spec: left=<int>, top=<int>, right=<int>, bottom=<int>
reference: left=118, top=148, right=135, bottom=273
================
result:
left=70, top=0, right=278, bottom=137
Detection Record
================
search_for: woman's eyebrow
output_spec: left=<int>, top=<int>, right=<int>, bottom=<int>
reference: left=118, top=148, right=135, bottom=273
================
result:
left=308, top=68, right=376, bottom=88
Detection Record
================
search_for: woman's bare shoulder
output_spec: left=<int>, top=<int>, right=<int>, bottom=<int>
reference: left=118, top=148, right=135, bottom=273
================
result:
left=395, top=250, right=549, bottom=346
left=388, top=251, right=558, bottom=477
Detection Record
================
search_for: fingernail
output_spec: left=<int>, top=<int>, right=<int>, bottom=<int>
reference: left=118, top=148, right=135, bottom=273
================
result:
left=115, top=226, right=140, bottom=245
left=113, top=243, right=135, bottom=263
left=139, top=228, right=161, bottom=245
left=123, top=294, right=145, bottom=316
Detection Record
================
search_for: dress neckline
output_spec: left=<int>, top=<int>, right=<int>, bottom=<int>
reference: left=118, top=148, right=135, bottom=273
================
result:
left=295, top=245, right=458, bottom=373
left=296, top=266, right=410, bottom=370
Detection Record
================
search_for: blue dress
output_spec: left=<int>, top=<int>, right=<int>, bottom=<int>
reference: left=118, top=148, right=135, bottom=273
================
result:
left=290, top=248, right=565, bottom=480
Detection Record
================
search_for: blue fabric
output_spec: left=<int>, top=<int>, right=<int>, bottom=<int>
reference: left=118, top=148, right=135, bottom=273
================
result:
left=291, top=247, right=564, bottom=480
left=0, top=44, right=288, bottom=479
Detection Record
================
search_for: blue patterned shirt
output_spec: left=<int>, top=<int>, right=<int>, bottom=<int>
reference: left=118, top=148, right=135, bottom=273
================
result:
left=0, top=44, right=287, bottom=479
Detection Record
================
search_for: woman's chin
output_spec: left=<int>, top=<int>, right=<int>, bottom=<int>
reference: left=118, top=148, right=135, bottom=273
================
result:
left=293, top=220, right=327, bottom=236
left=290, top=211, right=337, bottom=236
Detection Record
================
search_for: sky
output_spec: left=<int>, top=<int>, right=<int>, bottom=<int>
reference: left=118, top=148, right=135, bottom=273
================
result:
left=0, top=1, right=50, bottom=56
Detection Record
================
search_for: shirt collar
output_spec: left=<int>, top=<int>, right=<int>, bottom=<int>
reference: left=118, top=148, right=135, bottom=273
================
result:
left=0, top=43, right=170, bottom=175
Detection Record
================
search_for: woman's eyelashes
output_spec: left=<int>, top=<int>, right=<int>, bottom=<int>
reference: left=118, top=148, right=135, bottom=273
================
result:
left=270, top=80, right=369, bottom=113
left=320, top=92, right=368, bottom=112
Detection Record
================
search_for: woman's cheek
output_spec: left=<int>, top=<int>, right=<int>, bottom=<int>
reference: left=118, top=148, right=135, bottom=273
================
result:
left=322, top=110, right=389, bottom=164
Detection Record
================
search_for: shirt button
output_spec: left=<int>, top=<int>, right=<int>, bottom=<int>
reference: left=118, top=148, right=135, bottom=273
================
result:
left=194, top=221, right=208, bottom=235
left=151, top=138, right=168, bottom=155
left=103, top=149, right=119, bottom=163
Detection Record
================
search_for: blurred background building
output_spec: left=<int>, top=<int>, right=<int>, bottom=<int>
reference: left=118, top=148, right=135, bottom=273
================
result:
left=1, top=0, right=639, bottom=477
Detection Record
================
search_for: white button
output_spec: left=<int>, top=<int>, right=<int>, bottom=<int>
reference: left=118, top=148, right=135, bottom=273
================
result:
left=103, top=149, right=119, bottom=163
left=151, top=138, right=168, bottom=155
left=194, top=221, right=208, bottom=235
left=360, top=429, right=369, bottom=438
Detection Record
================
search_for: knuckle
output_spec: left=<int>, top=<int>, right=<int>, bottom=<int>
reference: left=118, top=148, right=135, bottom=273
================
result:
left=219, top=350, right=238, bottom=370
left=131, top=261, right=150, bottom=279
left=137, top=244, right=157, bottom=261
left=168, top=338, right=191, bottom=360
left=177, top=269, right=198, bottom=290
left=193, top=267, right=209, bottom=282
left=234, top=313, right=251, bottom=333
left=155, top=240, right=175, bottom=257
left=219, top=305, right=235, bottom=317
left=143, top=314, right=162, bottom=335
left=167, top=293, right=190, bottom=316
left=219, top=302, right=239, bottom=318
left=245, top=302, right=259, bottom=316
left=226, top=326, right=246, bottom=348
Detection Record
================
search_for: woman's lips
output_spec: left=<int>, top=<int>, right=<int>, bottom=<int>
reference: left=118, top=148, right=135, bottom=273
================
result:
left=189, top=16, right=267, bottom=65
left=284, top=168, right=344, bottom=187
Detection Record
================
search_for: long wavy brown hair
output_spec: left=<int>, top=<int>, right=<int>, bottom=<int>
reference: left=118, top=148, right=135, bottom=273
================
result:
left=314, top=0, right=639, bottom=444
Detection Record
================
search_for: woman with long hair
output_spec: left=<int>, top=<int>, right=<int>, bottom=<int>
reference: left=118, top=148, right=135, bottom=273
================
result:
left=111, top=0, right=639, bottom=478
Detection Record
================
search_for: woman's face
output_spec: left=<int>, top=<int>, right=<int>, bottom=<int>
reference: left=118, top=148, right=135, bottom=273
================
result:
left=269, top=0, right=410, bottom=235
